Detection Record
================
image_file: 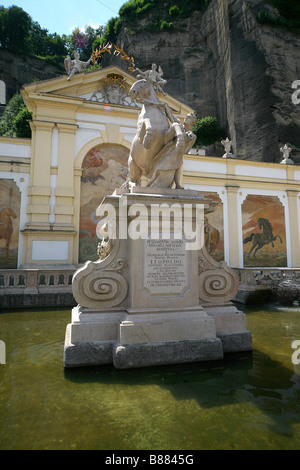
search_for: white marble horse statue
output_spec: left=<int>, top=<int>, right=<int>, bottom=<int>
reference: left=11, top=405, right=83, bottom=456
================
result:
left=127, top=68, right=197, bottom=189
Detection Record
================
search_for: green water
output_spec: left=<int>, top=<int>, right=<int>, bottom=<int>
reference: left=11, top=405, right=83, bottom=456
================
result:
left=0, top=304, right=300, bottom=450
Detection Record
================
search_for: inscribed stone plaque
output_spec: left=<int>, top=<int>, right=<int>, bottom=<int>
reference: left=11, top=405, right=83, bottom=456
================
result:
left=143, top=238, right=189, bottom=295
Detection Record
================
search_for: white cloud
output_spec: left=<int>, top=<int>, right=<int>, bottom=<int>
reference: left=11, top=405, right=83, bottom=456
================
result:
left=87, top=21, right=101, bottom=30
left=69, top=22, right=101, bottom=33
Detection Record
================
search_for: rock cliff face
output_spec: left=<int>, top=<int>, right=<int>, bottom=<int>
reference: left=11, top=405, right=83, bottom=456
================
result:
left=106, top=0, right=300, bottom=162
left=0, top=49, right=63, bottom=105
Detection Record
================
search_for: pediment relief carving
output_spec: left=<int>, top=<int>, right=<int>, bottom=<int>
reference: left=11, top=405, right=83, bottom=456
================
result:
left=80, top=73, right=139, bottom=107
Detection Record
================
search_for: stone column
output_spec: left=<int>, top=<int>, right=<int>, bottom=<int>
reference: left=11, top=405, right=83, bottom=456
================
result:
left=72, top=168, right=82, bottom=265
left=225, top=184, right=241, bottom=268
left=286, top=190, right=300, bottom=267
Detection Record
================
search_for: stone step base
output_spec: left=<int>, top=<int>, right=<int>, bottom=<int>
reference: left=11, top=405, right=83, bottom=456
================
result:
left=63, top=324, right=252, bottom=369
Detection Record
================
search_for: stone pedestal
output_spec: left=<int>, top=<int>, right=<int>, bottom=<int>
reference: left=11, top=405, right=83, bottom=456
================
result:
left=64, top=187, right=252, bottom=368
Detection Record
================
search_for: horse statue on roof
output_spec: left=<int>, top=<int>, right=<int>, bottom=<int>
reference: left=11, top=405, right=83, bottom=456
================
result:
left=127, top=64, right=197, bottom=189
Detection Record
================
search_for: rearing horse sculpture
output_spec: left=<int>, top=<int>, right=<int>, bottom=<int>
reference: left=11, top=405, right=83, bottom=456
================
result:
left=128, top=76, right=196, bottom=189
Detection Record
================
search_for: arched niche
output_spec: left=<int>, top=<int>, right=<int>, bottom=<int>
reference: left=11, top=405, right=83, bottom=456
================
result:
left=201, top=191, right=224, bottom=262
left=0, top=178, right=21, bottom=268
left=78, top=143, right=129, bottom=263
left=242, top=194, right=287, bottom=267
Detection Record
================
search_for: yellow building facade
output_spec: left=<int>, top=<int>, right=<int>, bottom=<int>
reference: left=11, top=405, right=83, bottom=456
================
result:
left=0, top=65, right=300, bottom=305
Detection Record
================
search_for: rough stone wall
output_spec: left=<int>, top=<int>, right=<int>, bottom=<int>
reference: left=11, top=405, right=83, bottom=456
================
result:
left=0, top=49, right=64, bottom=105
left=107, top=0, right=300, bottom=162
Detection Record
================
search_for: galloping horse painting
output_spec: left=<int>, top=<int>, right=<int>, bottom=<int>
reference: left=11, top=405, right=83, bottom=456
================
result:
left=244, top=218, right=283, bottom=259
left=0, top=179, right=20, bottom=268
left=242, top=194, right=287, bottom=267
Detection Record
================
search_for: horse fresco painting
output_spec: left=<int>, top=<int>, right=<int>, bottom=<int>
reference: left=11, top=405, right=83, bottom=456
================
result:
left=244, top=218, right=283, bottom=259
left=202, top=192, right=224, bottom=262
left=242, top=194, right=287, bottom=267
left=79, top=144, right=129, bottom=264
left=0, top=207, right=17, bottom=256
left=0, top=179, right=20, bottom=268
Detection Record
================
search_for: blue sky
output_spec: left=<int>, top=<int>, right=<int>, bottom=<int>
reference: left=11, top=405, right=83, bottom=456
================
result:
left=1, top=0, right=127, bottom=35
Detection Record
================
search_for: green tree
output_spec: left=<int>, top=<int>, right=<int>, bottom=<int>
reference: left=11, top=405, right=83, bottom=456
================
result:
left=0, top=6, right=32, bottom=53
left=0, top=5, right=68, bottom=61
left=192, top=117, right=223, bottom=147
left=0, top=93, right=32, bottom=138
left=28, top=21, right=67, bottom=58
left=29, top=21, right=49, bottom=56
left=46, top=33, right=68, bottom=56
left=97, top=17, right=123, bottom=47
left=64, top=25, right=105, bottom=62
left=14, top=107, right=32, bottom=138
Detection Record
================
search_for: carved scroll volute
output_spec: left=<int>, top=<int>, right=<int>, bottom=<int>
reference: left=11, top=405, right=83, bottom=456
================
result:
left=72, top=238, right=128, bottom=309
left=198, top=244, right=239, bottom=304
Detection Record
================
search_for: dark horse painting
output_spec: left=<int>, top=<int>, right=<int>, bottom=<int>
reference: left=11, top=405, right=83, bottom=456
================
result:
left=243, top=217, right=283, bottom=259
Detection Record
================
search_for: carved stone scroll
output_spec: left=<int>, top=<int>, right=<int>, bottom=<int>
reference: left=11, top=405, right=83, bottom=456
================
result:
left=198, top=244, right=239, bottom=303
left=72, top=239, right=128, bottom=309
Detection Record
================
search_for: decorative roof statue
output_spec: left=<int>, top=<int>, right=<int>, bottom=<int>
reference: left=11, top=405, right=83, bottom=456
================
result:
left=64, top=51, right=92, bottom=81
left=221, top=137, right=236, bottom=159
left=135, top=63, right=167, bottom=96
left=280, top=144, right=293, bottom=164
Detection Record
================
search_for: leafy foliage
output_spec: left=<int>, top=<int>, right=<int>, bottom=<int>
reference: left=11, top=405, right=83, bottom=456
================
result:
left=0, top=5, right=32, bottom=53
left=192, top=117, right=223, bottom=147
left=119, top=0, right=210, bottom=22
left=0, top=5, right=105, bottom=65
left=13, top=106, right=32, bottom=138
left=112, top=0, right=212, bottom=36
left=100, top=0, right=300, bottom=42
left=66, top=25, right=105, bottom=62
left=255, top=0, right=300, bottom=33
left=0, top=93, right=32, bottom=138
left=0, top=5, right=68, bottom=57
left=96, top=17, right=123, bottom=47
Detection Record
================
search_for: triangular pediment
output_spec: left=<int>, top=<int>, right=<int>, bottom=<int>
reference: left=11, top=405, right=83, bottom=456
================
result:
left=21, top=65, right=193, bottom=118
left=21, top=66, right=137, bottom=105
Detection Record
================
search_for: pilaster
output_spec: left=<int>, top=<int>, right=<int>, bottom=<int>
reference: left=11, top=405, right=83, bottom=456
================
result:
left=225, top=184, right=240, bottom=268
left=286, top=190, right=300, bottom=267
left=26, top=120, right=55, bottom=229
left=55, top=123, right=78, bottom=230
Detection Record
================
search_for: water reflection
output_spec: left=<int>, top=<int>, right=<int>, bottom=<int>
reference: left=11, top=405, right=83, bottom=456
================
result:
left=1, top=306, right=300, bottom=449
left=64, top=348, right=300, bottom=440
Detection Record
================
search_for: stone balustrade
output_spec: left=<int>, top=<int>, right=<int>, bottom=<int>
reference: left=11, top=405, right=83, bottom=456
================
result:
left=2, top=266, right=300, bottom=308
left=234, top=268, right=300, bottom=303
left=0, top=269, right=76, bottom=308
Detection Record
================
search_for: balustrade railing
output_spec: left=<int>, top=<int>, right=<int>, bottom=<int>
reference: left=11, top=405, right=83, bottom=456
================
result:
left=2, top=267, right=300, bottom=307
left=236, top=268, right=300, bottom=287
left=0, top=269, right=75, bottom=294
